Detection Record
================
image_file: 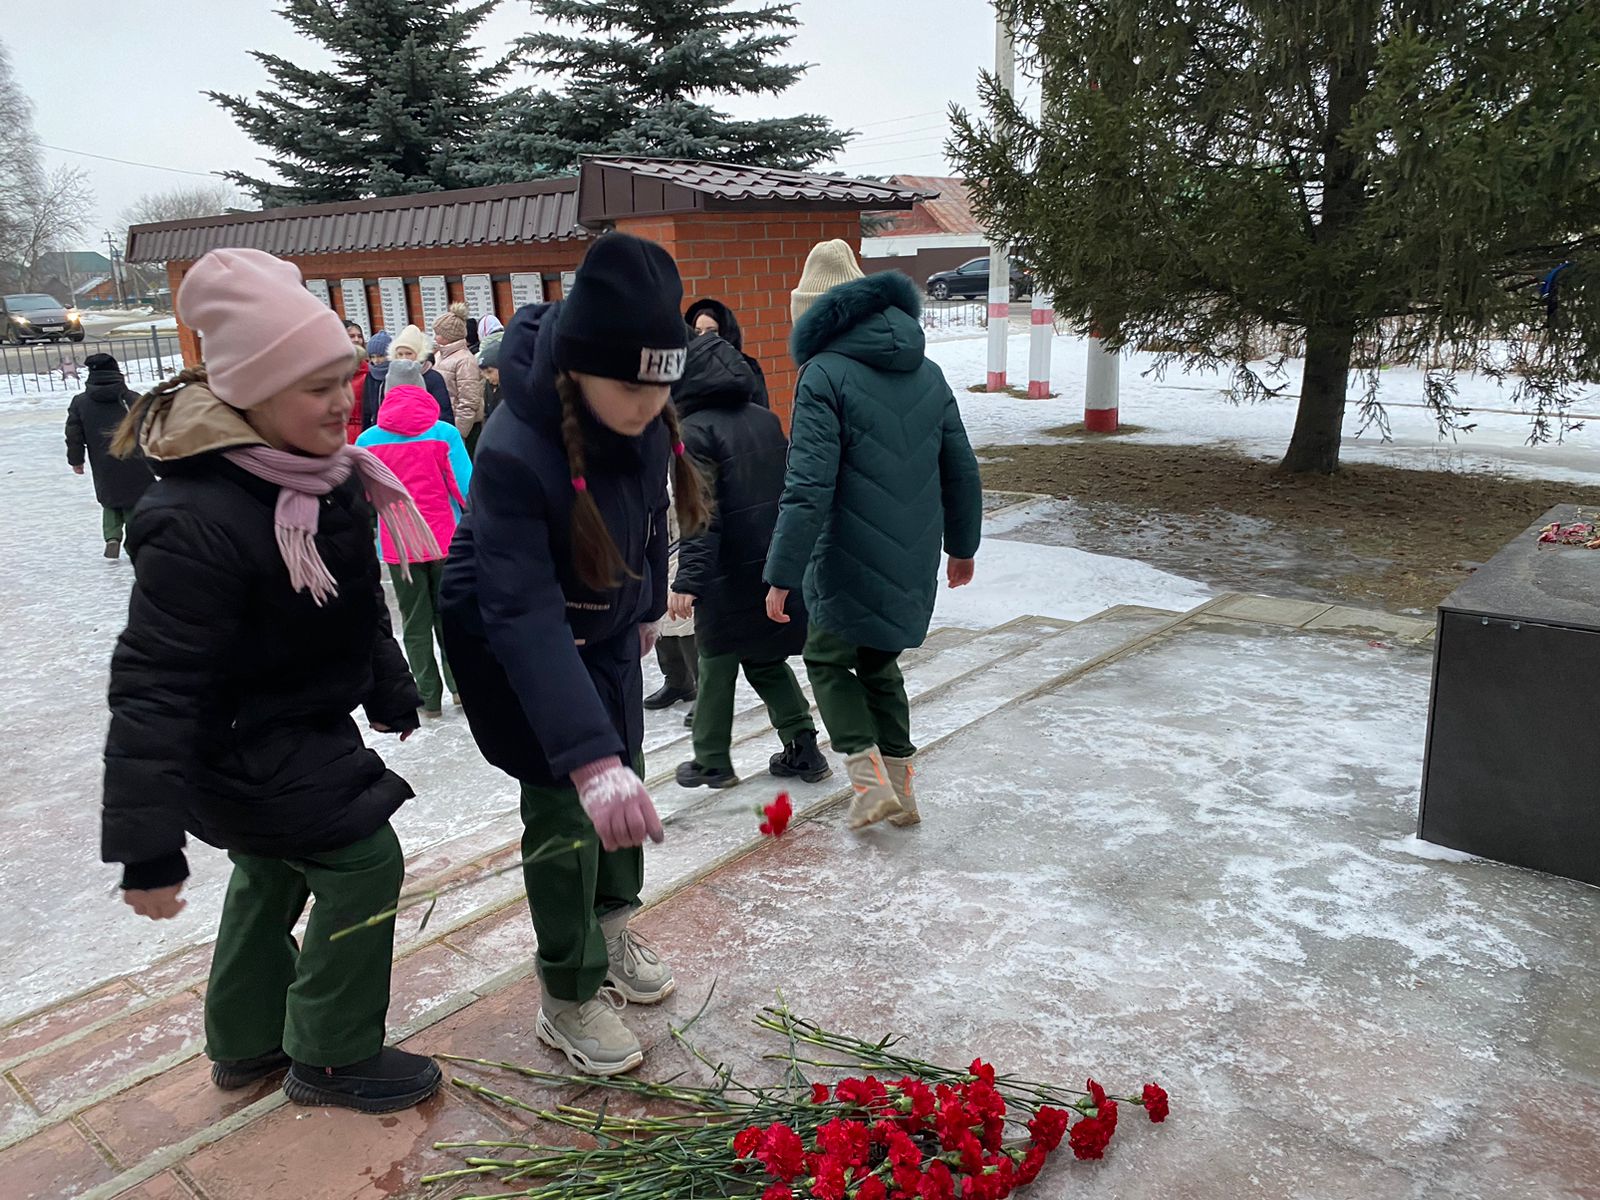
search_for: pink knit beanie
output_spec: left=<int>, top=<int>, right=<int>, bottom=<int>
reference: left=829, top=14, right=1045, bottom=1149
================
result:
left=177, top=248, right=356, bottom=410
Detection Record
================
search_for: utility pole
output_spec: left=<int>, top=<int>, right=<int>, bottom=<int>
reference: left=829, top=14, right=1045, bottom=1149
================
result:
left=986, top=12, right=1015, bottom=392
left=105, top=231, right=126, bottom=308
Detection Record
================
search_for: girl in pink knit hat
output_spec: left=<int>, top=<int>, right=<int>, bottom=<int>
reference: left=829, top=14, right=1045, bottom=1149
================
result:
left=102, top=247, right=442, bottom=1114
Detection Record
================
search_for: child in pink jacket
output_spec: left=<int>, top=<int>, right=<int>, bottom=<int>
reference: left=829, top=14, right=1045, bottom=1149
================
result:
left=357, top=372, right=472, bottom=717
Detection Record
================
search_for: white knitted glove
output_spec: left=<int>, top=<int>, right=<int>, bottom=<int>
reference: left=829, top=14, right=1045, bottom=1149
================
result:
left=572, top=757, right=665, bottom=851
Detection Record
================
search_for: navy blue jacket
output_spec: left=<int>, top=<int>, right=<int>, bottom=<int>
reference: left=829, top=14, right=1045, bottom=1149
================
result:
left=439, top=302, right=670, bottom=787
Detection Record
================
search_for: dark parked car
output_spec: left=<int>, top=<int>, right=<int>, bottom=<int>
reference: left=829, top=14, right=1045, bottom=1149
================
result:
left=2, top=293, right=85, bottom=344
left=925, top=258, right=1032, bottom=301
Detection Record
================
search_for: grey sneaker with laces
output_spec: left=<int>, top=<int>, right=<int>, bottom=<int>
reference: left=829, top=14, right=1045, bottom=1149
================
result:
left=536, top=989, right=643, bottom=1076
left=600, top=909, right=676, bottom=1004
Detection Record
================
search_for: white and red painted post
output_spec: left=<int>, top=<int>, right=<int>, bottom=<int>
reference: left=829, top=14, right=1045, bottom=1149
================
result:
left=1027, top=290, right=1054, bottom=398
left=1084, top=323, right=1120, bottom=431
left=985, top=14, right=1016, bottom=393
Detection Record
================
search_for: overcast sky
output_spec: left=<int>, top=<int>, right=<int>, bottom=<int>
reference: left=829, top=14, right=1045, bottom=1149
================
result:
left=3, top=0, right=1023, bottom=246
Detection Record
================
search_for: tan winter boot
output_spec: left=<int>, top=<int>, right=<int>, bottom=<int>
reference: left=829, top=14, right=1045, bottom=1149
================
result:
left=845, top=748, right=904, bottom=829
left=883, top=755, right=919, bottom=827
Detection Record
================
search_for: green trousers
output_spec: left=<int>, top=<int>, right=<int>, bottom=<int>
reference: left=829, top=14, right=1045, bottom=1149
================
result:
left=519, top=754, right=645, bottom=1003
left=803, top=625, right=915, bottom=759
left=205, top=824, right=404, bottom=1068
left=390, top=561, right=455, bottom=711
left=693, top=651, right=814, bottom=770
left=102, top=506, right=129, bottom=542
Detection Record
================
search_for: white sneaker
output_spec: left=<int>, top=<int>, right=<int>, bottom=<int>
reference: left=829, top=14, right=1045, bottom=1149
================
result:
left=884, top=754, right=920, bottom=827
left=536, top=989, right=643, bottom=1077
left=845, top=747, right=904, bottom=829
left=600, top=910, right=676, bottom=1004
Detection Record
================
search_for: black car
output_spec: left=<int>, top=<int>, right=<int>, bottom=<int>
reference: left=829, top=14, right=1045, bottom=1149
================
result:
left=925, top=258, right=1032, bottom=301
left=2, top=293, right=85, bottom=344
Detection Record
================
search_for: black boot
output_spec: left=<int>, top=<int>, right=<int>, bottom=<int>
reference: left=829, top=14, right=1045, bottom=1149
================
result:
left=770, top=731, right=833, bottom=783
left=211, top=1049, right=291, bottom=1091
left=645, top=684, right=695, bottom=710
left=284, top=1047, right=442, bottom=1114
left=103, top=539, right=121, bottom=560
left=683, top=704, right=696, bottom=728
left=675, top=760, right=740, bottom=789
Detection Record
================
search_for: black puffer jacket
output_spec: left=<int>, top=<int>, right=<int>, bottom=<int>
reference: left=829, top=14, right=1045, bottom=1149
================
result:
left=685, top=298, right=770, bottom=409
left=440, top=301, right=671, bottom=787
left=103, top=385, right=420, bottom=888
left=672, top=335, right=806, bottom=659
left=65, top=361, right=155, bottom=509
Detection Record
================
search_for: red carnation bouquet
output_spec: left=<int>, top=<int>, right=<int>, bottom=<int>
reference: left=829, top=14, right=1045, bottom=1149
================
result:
left=428, top=1006, right=1167, bottom=1199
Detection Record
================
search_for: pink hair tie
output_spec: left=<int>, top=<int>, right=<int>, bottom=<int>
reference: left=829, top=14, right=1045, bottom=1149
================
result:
left=572, top=475, right=588, bottom=492
left=672, top=441, right=686, bottom=458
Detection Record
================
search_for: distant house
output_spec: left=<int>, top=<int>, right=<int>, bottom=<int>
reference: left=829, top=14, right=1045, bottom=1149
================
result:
left=861, top=175, right=991, bottom=282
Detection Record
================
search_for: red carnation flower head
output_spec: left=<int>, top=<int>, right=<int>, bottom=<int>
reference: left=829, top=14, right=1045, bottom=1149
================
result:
left=918, top=1161, right=957, bottom=1200
left=1027, top=1105, right=1070, bottom=1152
left=817, top=1117, right=872, bottom=1168
left=857, top=1178, right=889, bottom=1200
left=893, top=1078, right=937, bottom=1129
left=809, top=1154, right=849, bottom=1200
left=812, top=1082, right=832, bottom=1105
left=837, top=1075, right=890, bottom=1113
left=969, top=1058, right=997, bottom=1087
left=733, top=1125, right=763, bottom=1158
left=1101, top=1098, right=1119, bottom=1135
left=1014, top=1145, right=1048, bottom=1186
left=759, top=792, right=794, bottom=837
left=1086, top=1078, right=1108, bottom=1109
left=1141, top=1082, right=1170, bottom=1123
left=892, top=1162, right=923, bottom=1197
left=762, top=1186, right=794, bottom=1200
left=1068, top=1112, right=1115, bottom=1161
left=756, top=1123, right=807, bottom=1180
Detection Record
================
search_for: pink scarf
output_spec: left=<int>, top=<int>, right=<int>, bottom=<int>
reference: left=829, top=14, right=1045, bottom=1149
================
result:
left=224, top=444, right=440, bottom=605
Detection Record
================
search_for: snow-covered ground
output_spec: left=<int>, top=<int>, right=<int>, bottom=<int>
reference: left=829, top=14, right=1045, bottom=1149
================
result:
left=930, top=331, right=1600, bottom=486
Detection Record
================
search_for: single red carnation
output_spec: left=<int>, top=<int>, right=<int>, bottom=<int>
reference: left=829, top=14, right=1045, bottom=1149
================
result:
left=894, top=1078, right=937, bottom=1129
left=812, top=1082, right=832, bottom=1104
left=892, top=1162, right=924, bottom=1197
left=918, top=1161, right=956, bottom=1200
left=1101, top=1099, right=1119, bottom=1136
left=1027, top=1106, right=1070, bottom=1152
left=935, top=1095, right=978, bottom=1149
left=1014, top=1145, right=1048, bottom=1186
left=1086, top=1078, right=1108, bottom=1109
left=886, top=1128, right=922, bottom=1169
left=757, top=1123, right=807, bottom=1180
left=733, top=1125, right=763, bottom=1158
left=969, top=1058, right=997, bottom=1087
left=857, top=1178, right=889, bottom=1200
left=810, top=1155, right=849, bottom=1200
left=762, top=1186, right=794, bottom=1200
left=1141, top=1083, right=1169, bottom=1123
left=759, top=792, right=793, bottom=837
left=817, top=1117, right=872, bottom=1168
left=837, top=1075, right=890, bottom=1112
left=1068, top=1113, right=1114, bottom=1161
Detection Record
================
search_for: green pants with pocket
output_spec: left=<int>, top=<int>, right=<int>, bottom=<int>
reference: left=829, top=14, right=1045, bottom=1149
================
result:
left=204, top=824, right=405, bottom=1068
left=803, top=625, right=915, bottom=759
left=390, top=561, right=455, bottom=712
left=102, top=506, right=129, bottom=543
left=519, top=754, right=646, bottom=1003
left=693, top=651, right=813, bottom=770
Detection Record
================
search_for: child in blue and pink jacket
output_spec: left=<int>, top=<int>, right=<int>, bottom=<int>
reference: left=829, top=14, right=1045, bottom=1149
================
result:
left=357, top=362, right=472, bottom=717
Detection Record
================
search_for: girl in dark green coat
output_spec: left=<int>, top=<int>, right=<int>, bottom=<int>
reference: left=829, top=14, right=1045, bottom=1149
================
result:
left=764, top=241, right=984, bottom=832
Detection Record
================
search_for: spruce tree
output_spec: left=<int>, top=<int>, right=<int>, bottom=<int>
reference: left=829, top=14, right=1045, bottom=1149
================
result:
left=211, top=0, right=515, bottom=207
left=952, top=1, right=1600, bottom=473
left=473, top=0, right=849, bottom=180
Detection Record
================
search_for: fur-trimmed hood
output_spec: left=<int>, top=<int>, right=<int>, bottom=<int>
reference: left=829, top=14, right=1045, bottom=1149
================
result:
left=790, top=271, right=925, bottom=369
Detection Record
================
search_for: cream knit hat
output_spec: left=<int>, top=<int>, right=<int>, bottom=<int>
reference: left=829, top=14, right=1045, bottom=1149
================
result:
left=390, top=323, right=431, bottom=360
left=791, top=239, right=865, bottom=323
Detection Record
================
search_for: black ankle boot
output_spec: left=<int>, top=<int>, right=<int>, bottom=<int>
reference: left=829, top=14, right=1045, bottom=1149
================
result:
left=769, top=731, right=832, bottom=783
left=645, top=684, right=695, bottom=710
left=284, top=1047, right=442, bottom=1113
left=675, top=760, right=740, bottom=789
left=211, top=1049, right=291, bottom=1090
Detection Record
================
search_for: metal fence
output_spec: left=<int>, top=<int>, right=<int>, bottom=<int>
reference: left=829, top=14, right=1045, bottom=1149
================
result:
left=921, top=298, right=988, bottom=335
left=0, top=327, right=183, bottom=396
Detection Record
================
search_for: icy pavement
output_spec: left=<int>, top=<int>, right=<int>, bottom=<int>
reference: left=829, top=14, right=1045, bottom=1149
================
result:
left=933, top=331, right=1600, bottom=486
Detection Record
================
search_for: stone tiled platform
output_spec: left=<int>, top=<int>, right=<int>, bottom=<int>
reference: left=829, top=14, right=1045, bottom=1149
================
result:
left=8, top=597, right=1593, bottom=1200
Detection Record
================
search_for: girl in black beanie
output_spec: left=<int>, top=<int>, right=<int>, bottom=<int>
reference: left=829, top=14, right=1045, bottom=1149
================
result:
left=440, top=234, right=707, bottom=1076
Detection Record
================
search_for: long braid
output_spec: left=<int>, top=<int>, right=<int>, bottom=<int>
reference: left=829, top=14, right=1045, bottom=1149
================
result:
left=662, top=402, right=711, bottom=536
left=112, top=365, right=209, bottom=459
left=556, top=373, right=635, bottom=591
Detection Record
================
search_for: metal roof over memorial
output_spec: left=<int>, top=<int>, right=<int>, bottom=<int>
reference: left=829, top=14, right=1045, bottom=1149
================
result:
left=125, top=158, right=936, bottom=263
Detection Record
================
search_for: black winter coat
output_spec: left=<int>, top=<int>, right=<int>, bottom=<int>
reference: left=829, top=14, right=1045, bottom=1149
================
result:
left=440, top=302, right=670, bottom=788
left=685, top=298, right=770, bottom=410
left=672, top=335, right=806, bottom=660
left=103, top=388, right=420, bottom=887
left=65, top=369, right=155, bottom=509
